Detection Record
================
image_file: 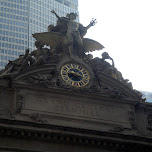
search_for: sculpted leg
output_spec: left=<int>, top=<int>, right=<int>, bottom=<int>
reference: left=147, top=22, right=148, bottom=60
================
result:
left=66, top=31, right=74, bottom=58
left=32, top=56, right=46, bottom=66
left=18, top=55, right=35, bottom=71
left=76, top=35, right=83, bottom=57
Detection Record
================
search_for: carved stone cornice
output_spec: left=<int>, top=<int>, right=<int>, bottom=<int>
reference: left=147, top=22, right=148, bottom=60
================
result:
left=11, top=81, right=139, bottom=108
left=96, top=72, right=141, bottom=100
left=0, top=119, right=152, bottom=151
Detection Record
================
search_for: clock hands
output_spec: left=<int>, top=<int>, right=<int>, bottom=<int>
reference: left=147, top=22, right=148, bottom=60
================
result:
left=61, top=64, right=90, bottom=87
left=68, top=71, right=83, bottom=78
left=68, top=71, right=83, bottom=81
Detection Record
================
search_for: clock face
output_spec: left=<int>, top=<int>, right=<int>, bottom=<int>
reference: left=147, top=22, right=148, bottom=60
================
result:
left=61, top=63, right=90, bottom=87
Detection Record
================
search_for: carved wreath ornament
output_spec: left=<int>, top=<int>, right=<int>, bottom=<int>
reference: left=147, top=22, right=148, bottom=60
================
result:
left=16, top=95, right=24, bottom=113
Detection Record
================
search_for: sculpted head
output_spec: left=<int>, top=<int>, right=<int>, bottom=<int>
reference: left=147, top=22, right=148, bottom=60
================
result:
left=67, top=12, right=77, bottom=20
left=48, top=25, right=54, bottom=32
left=87, top=54, right=93, bottom=60
left=101, top=52, right=110, bottom=60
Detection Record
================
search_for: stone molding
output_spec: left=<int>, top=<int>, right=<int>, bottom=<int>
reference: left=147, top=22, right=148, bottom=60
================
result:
left=0, top=119, right=152, bottom=151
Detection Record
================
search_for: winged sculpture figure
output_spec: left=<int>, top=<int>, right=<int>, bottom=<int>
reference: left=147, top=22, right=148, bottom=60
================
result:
left=32, top=10, right=104, bottom=58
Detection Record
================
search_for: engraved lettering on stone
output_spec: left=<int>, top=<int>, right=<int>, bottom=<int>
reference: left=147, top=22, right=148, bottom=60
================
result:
left=25, top=94, right=128, bottom=123
left=50, top=99, right=114, bottom=118
left=38, top=97, right=48, bottom=103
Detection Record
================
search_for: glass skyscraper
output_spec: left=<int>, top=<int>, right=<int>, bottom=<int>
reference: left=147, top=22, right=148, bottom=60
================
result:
left=0, top=0, right=79, bottom=70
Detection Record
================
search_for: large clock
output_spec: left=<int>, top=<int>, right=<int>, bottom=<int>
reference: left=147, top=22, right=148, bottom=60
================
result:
left=61, top=63, right=90, bottom=87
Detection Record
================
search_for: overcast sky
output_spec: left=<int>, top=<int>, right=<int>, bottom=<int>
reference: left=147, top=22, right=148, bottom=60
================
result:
left=78, top=0, right=152, bottom=92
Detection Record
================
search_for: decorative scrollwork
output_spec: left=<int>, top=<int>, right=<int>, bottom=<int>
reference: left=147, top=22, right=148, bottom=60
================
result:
left=128, top=110, right=136, bottom=129
left=25, top=70, right=57, bottom=88
left=30, top=113, right=47, bottom=124
left=16, top=95, right=24, bottom=113
left=109, top=125, right=125, bottom=133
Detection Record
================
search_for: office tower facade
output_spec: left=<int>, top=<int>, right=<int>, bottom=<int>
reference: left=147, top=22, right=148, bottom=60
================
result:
left=0, top=0, right=79, bottom=70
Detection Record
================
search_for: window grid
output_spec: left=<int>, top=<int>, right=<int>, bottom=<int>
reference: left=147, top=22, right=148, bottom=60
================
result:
left=0, top=0, right=79, bottom=69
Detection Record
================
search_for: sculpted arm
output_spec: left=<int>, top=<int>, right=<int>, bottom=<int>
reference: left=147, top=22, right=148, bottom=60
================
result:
left=51, top=10, right=60, bottom=19
left=21, top=48, right=29, bottom=61
left=79, top=19, right=97, bottom=37
left=29, top=50, right=36, bottom=56
left=86, top=19, right=97, bottom=30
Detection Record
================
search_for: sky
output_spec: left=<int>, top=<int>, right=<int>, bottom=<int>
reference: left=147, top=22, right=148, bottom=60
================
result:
left=78, top=0, right=152, bottom=92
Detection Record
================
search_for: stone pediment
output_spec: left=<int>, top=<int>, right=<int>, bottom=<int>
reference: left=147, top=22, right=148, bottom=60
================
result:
left=0, top=9, right=142, bottom=101
left=7, top=57, right=141, bottom=101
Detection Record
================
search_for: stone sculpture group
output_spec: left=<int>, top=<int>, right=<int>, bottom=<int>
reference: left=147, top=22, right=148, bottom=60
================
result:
left=0, top=10, right=133, bottom=91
